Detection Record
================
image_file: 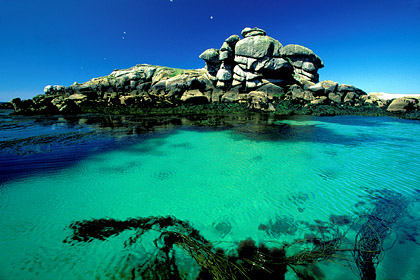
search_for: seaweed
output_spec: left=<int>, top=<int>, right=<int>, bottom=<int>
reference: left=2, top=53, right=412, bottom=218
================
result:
left=352, top=190, right=410, bottom=280
left=64, top=190, right=417, bottom=279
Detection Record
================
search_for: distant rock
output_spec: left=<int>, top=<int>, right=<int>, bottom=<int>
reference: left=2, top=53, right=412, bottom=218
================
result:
left=387, top=97, right=419, bottom=112
left=0, top=102, right=13, bottom=109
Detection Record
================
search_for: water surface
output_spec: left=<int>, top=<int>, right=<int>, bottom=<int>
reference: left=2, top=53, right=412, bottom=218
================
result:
left=1, top=111, right=420, bottom=279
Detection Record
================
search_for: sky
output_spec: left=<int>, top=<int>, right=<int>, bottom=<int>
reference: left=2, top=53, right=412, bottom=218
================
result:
left=1, top=0, right=420, bottom=101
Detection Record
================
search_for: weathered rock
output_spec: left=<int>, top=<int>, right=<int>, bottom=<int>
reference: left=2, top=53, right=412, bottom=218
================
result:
left=120, top=95, right=140, bottom=105
left=280, top=44, right=323, bottom=68
left=0, top=102, right=13, bottom=109
left=246, top=79, right=263, bottom=89
left=44, top=85, right=53, bottom=95
left=225, top=34, right=240, bottom=45
left=248, top=91, right=272, bottom=110
left=221, top=91, right=239, bottom=103
left=244, top=70, right=262, bottom=80
left=253, top=57, right=292, bottom=73
left=257, top=83, right=285, bottom=97
left=302, top=62, right=316, bottom=72
left=67, top=93, right=88, bottom=102
left=210, top=89, right=223, bottom=102
left=321, top=80, right=338, bottom=93
left=180, top=90, right=210, bottom=104
left=219, top=50, right=232, bottom=61
left=205, top=62, right=221, bottom=74
left=337, top=84, right=357, bottom=92
left=216, top=80, right=226, bottom=88
left=233, top=65, right=246, bottom=81
left=9, top=27, right=380, bottom=116
left=199, top=48, right=220, bottom=63
left=241, top=27, right=267, bottom=38
left=220, top=42, right=232, bottom=52
left=328, top=92, right=343, bottom=103
left=44, top=85, right=65, bottom=95
left=216, top=68, right=232, bottom=81
left=235, top=36, right=282, bottom=58
left=58, top=99, right=81, bottom=114
left=387, top=97, right=419, bottom=112
left=10, top=98, right=34, bottom=114
left=343, top=92, right=356, bottom=103
left=310, top=96, right=328, bottom=105
left=234, top=56, right=257, bottom=70
left=231, top=79, right=243, bottom=87
left=289, top=85, right=314, bottom=101
left=307, top=83, right=325, bottom=94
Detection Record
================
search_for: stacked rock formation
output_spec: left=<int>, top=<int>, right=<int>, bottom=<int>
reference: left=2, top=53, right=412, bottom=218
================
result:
left=200, top=27, right=324, bottom=93
left=7, top=27, right=418, bottom=118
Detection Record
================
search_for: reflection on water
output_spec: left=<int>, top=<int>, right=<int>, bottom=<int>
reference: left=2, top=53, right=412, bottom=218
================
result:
left=1, top=110, right=420, bottom=279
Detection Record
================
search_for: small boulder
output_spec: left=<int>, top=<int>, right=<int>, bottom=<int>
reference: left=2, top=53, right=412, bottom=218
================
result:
left=225, top=34, right=240, bottom=45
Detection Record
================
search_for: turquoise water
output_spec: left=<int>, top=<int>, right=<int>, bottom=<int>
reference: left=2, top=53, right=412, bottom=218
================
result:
left=1, top=112, right=420, bottom=279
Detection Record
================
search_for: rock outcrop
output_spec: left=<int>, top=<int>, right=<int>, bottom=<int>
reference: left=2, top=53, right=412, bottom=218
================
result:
left=7, top=27, right=418, bottom=119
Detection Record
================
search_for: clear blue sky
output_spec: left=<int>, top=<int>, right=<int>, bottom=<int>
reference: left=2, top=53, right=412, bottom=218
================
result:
left=1, top=0, right=419, bottom=101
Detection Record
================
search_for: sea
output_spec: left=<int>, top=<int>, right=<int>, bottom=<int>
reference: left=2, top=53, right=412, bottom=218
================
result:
left=1, top=108, right=420, bottom=280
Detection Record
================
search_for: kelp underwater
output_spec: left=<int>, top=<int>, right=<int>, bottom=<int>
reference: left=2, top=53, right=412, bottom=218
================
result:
left=64, top=189, right=420, bottom=280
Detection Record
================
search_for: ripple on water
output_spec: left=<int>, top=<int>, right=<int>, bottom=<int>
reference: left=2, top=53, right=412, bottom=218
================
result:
left=1, top=116, right=420, bottom=279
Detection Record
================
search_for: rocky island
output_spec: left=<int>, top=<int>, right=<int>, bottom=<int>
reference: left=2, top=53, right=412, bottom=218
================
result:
left=8, top=27, right=420, bottom=119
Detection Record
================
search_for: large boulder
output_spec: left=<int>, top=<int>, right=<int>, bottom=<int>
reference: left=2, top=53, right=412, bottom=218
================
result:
left=387, top=97, right=419, bottom=112
left=235, top=36, right=282, bottom=58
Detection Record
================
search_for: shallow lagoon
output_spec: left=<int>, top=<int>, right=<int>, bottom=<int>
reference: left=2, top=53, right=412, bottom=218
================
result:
left=1, top=111, right=420, bottom=279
